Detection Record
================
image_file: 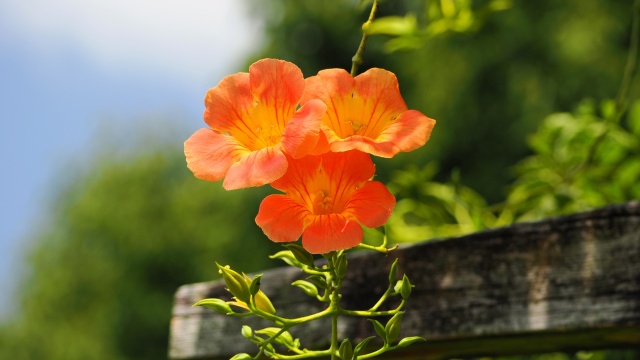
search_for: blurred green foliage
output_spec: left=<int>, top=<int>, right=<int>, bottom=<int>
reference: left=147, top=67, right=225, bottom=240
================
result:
left=0, top=0, right=638, bottom=359
left=0, top=147, right=280, bottom=359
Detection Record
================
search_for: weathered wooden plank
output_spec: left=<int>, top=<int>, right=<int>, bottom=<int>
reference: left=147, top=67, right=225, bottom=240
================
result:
left=169, top=201, right=640, bottom=359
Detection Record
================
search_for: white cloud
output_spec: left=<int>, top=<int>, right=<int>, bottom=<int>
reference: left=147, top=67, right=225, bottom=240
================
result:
left=0, top=0, right=262, bottom=82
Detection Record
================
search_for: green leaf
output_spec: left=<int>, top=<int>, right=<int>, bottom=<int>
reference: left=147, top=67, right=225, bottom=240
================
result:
left=283, top=244, right=315, bottom=267
left=397, top=336, right=426, bottom=348
left=353, top=336, right=376, bottom=355
left=291, top=280, right=319, bottom=297
left=385, top=312, right=404, bottom=343
left=366, top=14, right=417, bottom=36
left=192, top=298, right=233, bottom=315
left=269, top=250, right=303, bottom=268
left=368, top=319, right=387, bottom=343
left=230, top=353, right=253, bottom=360
left=338, top=339, right=354, bottom=360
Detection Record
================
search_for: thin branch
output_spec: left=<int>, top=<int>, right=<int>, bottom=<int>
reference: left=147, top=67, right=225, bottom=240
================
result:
left=351, top=0, right=381, bottom=77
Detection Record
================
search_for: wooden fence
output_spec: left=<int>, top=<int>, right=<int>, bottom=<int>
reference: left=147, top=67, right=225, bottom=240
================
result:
left=169, top=201, right=640, bottom=359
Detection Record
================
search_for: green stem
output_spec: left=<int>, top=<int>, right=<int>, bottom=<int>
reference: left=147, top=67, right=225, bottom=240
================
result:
left=351, top=0, right=381, bottom=76
left=357, top=243, right=398, bottom=254
left=342, top=300, right=405, bottom=317
left=326, top=254, right=343, bottom=360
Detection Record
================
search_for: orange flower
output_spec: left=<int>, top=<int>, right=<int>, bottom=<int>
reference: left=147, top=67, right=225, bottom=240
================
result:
left=184, top=59, right=327, bottom=190
left=255, top=151, right=395, bottom=254
left=301, top=67, right=436, bottom=158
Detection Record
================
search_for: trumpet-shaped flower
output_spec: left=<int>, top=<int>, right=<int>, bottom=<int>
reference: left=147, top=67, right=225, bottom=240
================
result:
left=184, top=59, right=327, bottom=190
left=301, top=67, right=436, bottom=158
left=255, top=151, right=395, bottom=254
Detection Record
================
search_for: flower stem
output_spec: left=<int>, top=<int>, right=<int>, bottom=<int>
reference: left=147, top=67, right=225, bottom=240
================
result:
left=351, top=0, right=381, bottom=76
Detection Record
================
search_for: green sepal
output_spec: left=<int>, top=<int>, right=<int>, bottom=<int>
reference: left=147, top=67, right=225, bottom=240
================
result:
left=353, top=336, right=376, bottom=356
left=397, top=336, right=426, bottom=348
left=388, top=259, right=398, bottom=285
left=269, top=250, right=303, bottom=268
left=368, top=319, right=387, bottom=343
left=217, top=263, right=251, bottom=303
left=249, top=274, right=262, bottom=296
left=255, top=327, right=297, bottom=349
left=385, top=311, right=404, bottom=343
left=291, top=280, right=319, bottom=297
left=229, top=353, right=252, bottom=360
left=338, top=339, right=353, bottom=360
left=192, top=298, right=233, bottom=315
left=283, top=244, right=315, bottom=267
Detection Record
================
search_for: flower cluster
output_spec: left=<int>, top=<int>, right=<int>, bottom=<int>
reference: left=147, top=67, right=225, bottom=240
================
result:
left=185, top=59, right=435, bottom=254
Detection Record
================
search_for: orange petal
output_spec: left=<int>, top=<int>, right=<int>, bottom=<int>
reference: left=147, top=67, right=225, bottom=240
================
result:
left=377, top=110, right=436, bottom=153
left=223, top=146, right=288, bottom=190
left=302, top=214, right=363, bottom=254
left=204, top=72, right=252, bottom=131
left=329, top=135, right=399, bottom=158
left=281, top=99, right=326, bottom=158
left=249, top=58, right=304, bottom=115
left=345, top=181, right=396, bottom=228
left=184, top=128, right=247, bottom=182
left=256, top=195, right=308, bottom=243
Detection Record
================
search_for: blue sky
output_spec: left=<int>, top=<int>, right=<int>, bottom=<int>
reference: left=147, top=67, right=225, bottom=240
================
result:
left=0, top=0, right=260, bottom=318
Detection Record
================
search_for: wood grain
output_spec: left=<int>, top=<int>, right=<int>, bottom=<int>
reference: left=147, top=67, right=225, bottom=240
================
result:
left=169, top=201, right=640, bottom=359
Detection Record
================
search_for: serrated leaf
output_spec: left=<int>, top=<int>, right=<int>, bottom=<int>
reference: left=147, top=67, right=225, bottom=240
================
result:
left=192, top=298, right=233, bottom=315
left=397, top=336, right=426, bottom=348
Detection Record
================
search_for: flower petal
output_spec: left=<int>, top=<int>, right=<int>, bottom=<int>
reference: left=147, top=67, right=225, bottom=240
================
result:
left=204, top=72, right=253, bottom=131
left=250, top=58, right=305, bottom=114
left=377, top=110, right=436, bottom=153
left=345, top=181, right=396, bottom=228
left=281, top=99, right=327, bottom=159
left=184, top=128, right=247, bottom=182
left=329, top=135, right=399, bottom=158
left=302, top=214, right=363, bottom=254
left=223, top=146, right=288, bottom=190
left=256, top=195, right=309, bottom=243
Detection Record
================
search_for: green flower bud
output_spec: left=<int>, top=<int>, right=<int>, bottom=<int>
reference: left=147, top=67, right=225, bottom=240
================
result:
left=385, top=311, right=404, bottom=343
left=192, top=298, right=233, bottom=315
left=269, top=250, right=303, bottom=268
left=230, top=353, right=253, bottom=360
left=338, top=339, right=353, bottom=360
left=241, top=325, right=253, bottom=339
left=292, top=280, right=319, bottom=297
left=216, top=263, right=250, bottom=304
left=397, top=336, right=426, bottom=348
left=388, top=259, right=398, bottom=285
